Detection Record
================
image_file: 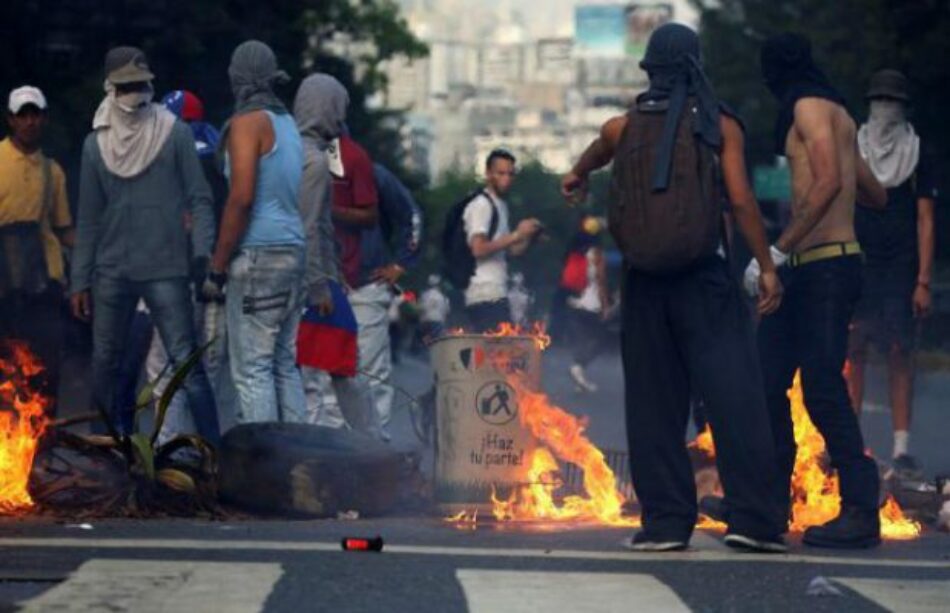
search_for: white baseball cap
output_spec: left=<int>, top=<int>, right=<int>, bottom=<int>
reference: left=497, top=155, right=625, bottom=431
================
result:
left=8, top=86, right=48, bottom=114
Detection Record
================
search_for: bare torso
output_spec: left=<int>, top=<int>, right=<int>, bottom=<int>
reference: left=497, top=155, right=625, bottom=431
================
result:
left=785, top=102, right=858, bottom=252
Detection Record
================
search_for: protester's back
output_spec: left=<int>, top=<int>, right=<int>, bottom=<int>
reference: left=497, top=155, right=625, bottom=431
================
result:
left=608, top=100, right=722, bottom=273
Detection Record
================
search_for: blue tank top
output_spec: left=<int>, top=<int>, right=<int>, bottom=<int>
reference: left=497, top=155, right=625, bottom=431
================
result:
left=231, top=111, right=305, bottom=248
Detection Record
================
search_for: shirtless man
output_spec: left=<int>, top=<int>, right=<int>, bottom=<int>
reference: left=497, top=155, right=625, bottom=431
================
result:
left=564, top=23, right=785, bottom=553
left=746, top=33, right=887, bottom=549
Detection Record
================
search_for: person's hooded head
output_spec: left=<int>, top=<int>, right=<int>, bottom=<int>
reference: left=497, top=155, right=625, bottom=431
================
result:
left=638, top=23, right=723, bottom=192
left=161, top=90, right=220, bottom=159
left=92, top=46, right=176, bottom=178
left=293, top=73, right=350, bottom=146
left=228, top=40, right=290, bottom=116
left=858, top=69, right=919, bottom=188
left=760, top=33, right=845, bottom=153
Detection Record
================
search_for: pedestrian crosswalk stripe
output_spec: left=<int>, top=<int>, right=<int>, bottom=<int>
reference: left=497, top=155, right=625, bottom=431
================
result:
left=831, top=577, right=950, bottom=613
left=0, top=537, right=947, bottom=568
left=457, top=570, right=689, bottom=613
left=19, top=560, right=283, bottom=613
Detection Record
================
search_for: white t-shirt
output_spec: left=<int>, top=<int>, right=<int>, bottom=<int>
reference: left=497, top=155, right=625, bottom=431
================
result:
left=568, top=249, right=602, bottom=313
left=463, top=192, right=510, bottom=306
left=420, top=287, right=450, bottom=323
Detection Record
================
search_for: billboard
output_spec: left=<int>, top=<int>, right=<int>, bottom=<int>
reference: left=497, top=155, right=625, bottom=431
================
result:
left=575, top=4, right=628, bottom=58
left=625, top=3, right=674, bottom=60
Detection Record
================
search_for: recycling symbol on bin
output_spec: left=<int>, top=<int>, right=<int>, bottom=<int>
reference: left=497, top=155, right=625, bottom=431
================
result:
left=475, top=381, right=518, bottom=425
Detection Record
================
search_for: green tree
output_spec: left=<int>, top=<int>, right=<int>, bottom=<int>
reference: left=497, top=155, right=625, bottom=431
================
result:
left=0, top=0, right=427, bottom=184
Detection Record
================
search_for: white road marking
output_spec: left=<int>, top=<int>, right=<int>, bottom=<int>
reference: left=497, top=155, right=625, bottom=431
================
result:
left=457, top=570, right=689, bottom=613
left=832, top=577, right=950, bottom=612
left=0, top=537, right=947, bottom=568
left=19, top=559, right=283, bottom=613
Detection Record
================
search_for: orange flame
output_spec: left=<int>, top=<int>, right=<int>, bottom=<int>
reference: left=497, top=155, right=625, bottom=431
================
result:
left=689, top=425, right=716, bottom=460
left=450, top=322, right=552, bottom=351
left=0, top=342, right=50, bottom=513
left=786, top=371, right=920, bottom=538
left=490, top=376, right=638, bottom=527
left=444, top=509, right=479, bottom=531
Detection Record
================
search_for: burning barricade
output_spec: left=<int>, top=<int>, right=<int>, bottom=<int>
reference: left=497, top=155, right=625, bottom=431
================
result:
left=440, top=324, right=925, bottom=541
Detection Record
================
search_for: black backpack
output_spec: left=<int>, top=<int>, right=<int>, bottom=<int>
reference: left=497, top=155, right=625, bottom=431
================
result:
left=441, top=189, right=499, bottom=290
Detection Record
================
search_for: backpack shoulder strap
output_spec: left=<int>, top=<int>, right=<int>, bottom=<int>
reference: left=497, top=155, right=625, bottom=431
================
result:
left=39, top=155, right=54, bottom=227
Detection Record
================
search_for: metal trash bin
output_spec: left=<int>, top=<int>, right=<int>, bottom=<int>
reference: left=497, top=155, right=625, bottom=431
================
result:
left=430, top=334, right=541, bottom=509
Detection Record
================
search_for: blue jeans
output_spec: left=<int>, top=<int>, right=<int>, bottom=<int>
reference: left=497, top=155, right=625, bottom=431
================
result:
left=92, top=275, right=220, bottom=445
left=759, top=255, right=880, bottom=515
left=227, top=246, right=307, bottom=424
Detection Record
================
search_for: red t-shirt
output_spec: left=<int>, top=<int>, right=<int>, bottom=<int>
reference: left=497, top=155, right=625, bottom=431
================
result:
left=330, top=136, right=378, bottom=287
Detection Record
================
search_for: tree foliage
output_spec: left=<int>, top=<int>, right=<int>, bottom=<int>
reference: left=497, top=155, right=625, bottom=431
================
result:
left=0, top=0, right=427, bottom=184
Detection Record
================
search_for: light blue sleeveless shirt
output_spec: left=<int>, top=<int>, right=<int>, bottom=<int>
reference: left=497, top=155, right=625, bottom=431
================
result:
left=227, top=111, right=305, bottom=248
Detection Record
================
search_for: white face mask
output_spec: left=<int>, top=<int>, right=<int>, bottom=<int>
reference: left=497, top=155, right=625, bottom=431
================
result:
left=116, top=88, right=153, bottom=114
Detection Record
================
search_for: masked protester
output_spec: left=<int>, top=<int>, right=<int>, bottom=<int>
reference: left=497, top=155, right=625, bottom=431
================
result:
left=748, top=33, right=887, bottom=549
left=293, top=73, right=379, bottom=437
left=70, top=47, right=220, bottom=444
left=848, top=70, right=939, bottom=477
left=203, top=40, right=308, bottom=425
left=0, top=86, right=74, bottom=413
left=562, top=23, right=786, bottom=553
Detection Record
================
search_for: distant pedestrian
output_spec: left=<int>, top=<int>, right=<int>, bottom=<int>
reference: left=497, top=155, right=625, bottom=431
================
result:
left=0, top=86, right=74, bottom=412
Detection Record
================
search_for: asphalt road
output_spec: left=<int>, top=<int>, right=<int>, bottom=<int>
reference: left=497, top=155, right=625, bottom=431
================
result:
left=2, top=345, right=947, bottom=612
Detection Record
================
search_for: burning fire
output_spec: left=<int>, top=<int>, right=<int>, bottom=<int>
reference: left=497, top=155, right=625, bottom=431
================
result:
left=785, top=372, right=920, bottom=539
left=0, top=342, right=50, bottom=513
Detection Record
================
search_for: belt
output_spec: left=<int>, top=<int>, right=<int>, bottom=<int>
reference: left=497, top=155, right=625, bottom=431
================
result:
left=788, top=241, right=862, bottom=268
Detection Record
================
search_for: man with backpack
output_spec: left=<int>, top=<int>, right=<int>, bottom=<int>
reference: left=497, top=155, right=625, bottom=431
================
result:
left=562, top=23, right=786, bottom=553
left=443, top=149, right=541, bottom=332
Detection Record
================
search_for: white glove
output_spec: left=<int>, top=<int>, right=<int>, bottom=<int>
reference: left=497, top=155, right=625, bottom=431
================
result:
left=743, top=246, right=788, bottom=297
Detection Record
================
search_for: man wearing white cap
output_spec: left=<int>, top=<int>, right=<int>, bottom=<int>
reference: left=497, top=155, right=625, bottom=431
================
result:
left=0, top=86, right=74, bottom=412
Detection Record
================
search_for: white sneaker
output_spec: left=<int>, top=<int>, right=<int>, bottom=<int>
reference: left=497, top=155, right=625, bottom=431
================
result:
left=569, top=364, right=598, bottom=393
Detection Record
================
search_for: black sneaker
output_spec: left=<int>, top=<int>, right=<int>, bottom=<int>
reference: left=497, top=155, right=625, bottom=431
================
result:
left=621, top=531, right=688, bottom=552
left=802, top=506, right=881, bottom=549
left=724, top=532, right=788, bottom=553
left=699, top=495, right=725, bottom=523
left=893, top=454, right=925, bottom=480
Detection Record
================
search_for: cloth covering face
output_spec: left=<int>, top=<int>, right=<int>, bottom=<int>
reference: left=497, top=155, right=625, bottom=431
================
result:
left=637, top=22, right=723, bottom=192
left=228, top=40, right=290, bottom=117
left=858, top=100, right=920, bottom=188
left=760, top=33, right=847, bottom=154
left=294, top=73, right=349, bottom=147
left=92, top=82, right=176, bottom=178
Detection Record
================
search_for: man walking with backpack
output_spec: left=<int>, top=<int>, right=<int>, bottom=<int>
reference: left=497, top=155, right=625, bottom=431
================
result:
left=562, top=23, right=786, bottom=552
left=443, top=149, right=541, bottom=332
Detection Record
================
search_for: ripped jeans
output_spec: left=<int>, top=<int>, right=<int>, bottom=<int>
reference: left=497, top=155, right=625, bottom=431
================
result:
left=227, top=245, right=307, bottom=424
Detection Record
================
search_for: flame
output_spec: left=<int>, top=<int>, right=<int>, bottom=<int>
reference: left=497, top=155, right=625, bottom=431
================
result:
left=490, top=376, right=637, bottom=527
left=689, top=425, right=716, bottom=460
left=0, top=342, right=50, bottom=513
left=444, top=509, right=479, bottom=531
left=450, top=322, right=552, bottom=351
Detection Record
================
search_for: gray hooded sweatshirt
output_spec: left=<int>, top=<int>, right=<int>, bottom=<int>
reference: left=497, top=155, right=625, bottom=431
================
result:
left=293, top=74, right=349, bottom=303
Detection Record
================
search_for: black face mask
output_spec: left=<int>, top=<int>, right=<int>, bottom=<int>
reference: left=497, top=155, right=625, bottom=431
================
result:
left=760, top=33, right=847, bottom=153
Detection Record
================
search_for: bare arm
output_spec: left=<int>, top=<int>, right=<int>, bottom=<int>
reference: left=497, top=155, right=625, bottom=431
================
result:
left=856, top=151, right=887, bottom=209
left=917, top=197, right=936, bottom=285
left=470, top=230, right=527, bottom=259
left=775, top=99, right=843, bottom=253
left=720, top=116, right=776, bottom=274
left=562, top=116, right=627, bottom=199
left=210, top=113, right=264, bottom=273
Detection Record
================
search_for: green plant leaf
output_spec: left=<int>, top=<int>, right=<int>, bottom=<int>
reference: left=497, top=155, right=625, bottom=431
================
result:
left=135, top=361, right=170, bottom=410
left=150, top=341, right=212, bottom=445
left=129, top=433, right=156, bottom=481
